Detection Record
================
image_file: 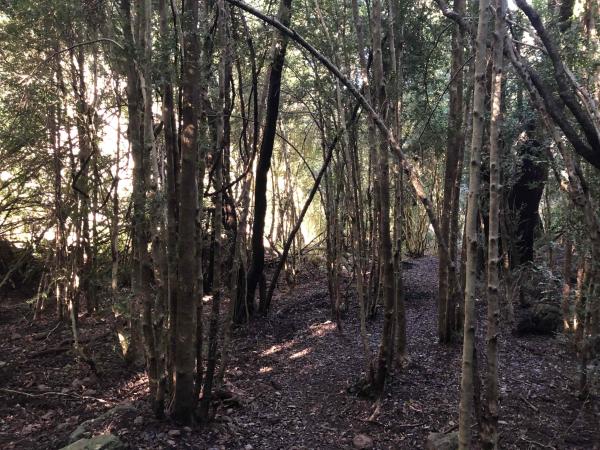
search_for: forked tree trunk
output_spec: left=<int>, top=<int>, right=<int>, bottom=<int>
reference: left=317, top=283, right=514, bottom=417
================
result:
left=350, top=0, right=379, bottom=322
left=386, top=0, right=406, bottom=364
left=439, top=0, right=465, bottom=344
left=482, top=0, right=506, bottom=447
left=507, top=36, right=600, bottom=344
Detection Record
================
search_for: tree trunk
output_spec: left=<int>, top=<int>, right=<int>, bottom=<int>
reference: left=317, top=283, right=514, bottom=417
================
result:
left=482, top=0, right=505, bottom=447
left=370, top=0, right=396, bottom=395
left=562, top=238, right=573, bottom=329
left=159, top=0, right=180, bottom=394
left=458, top=0, right=489, bottom=446
left=173, top=0, right=201, bottom=425
left=439, top=0, right=465, bottom=344
left=200, top=0, right=229, bottom=420
left=246, top=0, right=293, bottom=315
left=120, top=0, right=145, bottom=367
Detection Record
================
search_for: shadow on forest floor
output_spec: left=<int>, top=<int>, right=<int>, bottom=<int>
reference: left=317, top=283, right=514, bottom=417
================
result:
left=0, top=256, right=598, bottom=449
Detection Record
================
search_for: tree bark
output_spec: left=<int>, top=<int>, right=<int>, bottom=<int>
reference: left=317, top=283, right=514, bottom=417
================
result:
left=159, top=0, right=180, bottom=394
left=119, top=0, right=145, bottom=367
left=439, top=0, right=466, bottom=344
left=173, top=0, right=201, bottom=425
left=370, top=0, right=396, bottom=395
left=199, top=0, right=229, bottom=420
left=482, top=0, right=505, bottom=447
left=458, top=0, right=489, bottom=446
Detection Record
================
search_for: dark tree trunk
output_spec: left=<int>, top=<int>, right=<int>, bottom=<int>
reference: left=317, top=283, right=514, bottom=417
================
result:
left=246, top=0, right=293, bottom=316
left=506, top=120, right=548, bottom=268
left=173, top=0, right=201, bottom=425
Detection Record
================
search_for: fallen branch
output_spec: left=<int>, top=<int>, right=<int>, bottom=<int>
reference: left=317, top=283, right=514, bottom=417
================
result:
left=1, top=388, right=111, bottom=405
left=366, top=398, right=382, bottom=423
left=520, top=395, right=539, bottom=412
left=519, top=436, right=556, bottom=449
left=30, top=346, right=71, bottom=358
left=30, top=331, right=112, bottom=358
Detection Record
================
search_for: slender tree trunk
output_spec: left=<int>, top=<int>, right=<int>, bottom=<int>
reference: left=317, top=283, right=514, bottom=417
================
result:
left=482, top=0, right=505, bottom=447
left=346, top=116, right=371, bottom=374
left=385, top=0, right=406, bottom=364
left=439, top=0, right=465, bottom=344
left=136, top=0, right=163, bottom=417
left=200, top=0, right=229, bottom=420
left=111, top=86, right=122, bottom=297
left=562, top=238, right=573, bottom=331
left=246, top=0, right=293, bottom=315
left=159, top=0, right=180, bottom=393
left=371, top=0, right=396, bottom=395
left=69, top=46, right=91, bottom=317
left=458, top=0, right=489, bottom=446
left=120, top=0, right=144, bottom=366
left=49, top=64, right=67, bottom=321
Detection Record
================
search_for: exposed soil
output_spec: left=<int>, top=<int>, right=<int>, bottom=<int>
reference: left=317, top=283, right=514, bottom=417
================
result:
left=0, top=256, right=598, bottom=449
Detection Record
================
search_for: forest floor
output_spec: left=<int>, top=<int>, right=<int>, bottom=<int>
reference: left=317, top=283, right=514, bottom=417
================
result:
left=1, top=256, right=599, bottom=449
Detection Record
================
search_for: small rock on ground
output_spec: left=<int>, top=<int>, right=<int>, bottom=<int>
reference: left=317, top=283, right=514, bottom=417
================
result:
left=60, top=433, right=124, bottom=450
left=353, top=434, right=374, bottom=449
left=425, top=431, right=458, bottom=450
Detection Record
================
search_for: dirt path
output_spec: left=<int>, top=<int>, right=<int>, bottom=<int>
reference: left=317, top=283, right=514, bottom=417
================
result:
left=1, top=256, right=598, bottom=449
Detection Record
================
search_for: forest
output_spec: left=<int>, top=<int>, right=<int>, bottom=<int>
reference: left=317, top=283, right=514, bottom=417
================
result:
left=0, top=0, right=599, bottom=448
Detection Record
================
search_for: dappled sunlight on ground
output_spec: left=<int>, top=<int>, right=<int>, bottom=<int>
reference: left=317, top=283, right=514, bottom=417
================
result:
left=289, top=347, right=312, bottom=360
left=1, top=257, right=598, bottom=449
left=260, top=340, right=296, bottom=357
left=309, top=320, right=336, bottom=337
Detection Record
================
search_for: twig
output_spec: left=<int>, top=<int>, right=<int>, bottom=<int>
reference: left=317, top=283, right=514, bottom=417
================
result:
left=22, top=38, right=124, bottom=88
left=519, top=436, right=556, bottom=449
left=549, top=393, right=589, bottom=447
left=43, top=322, right=62, bottom=342
left=443, top=422, right=459, bottom=433
left=520, top=395, right=539, bottom=412
left=397, top=421, right=426, bottom=428
left=30, top=331, right=112, bottom=358
left=367, top=398, right=382, bottom=422
left=1, top=388, right=111, bottom=405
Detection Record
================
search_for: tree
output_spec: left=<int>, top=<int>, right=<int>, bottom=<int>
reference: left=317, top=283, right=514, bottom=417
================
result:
left=438, top=0, right=465, bottom=344
left=246, top=0, right=293, bottom=316
left=482, top=0, right=506, bottom=446
left=173, top=0, right=201, bottom=424
left=370, top=0, right=397, bottom=395
left=458, top=0, right=489, bottom=446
